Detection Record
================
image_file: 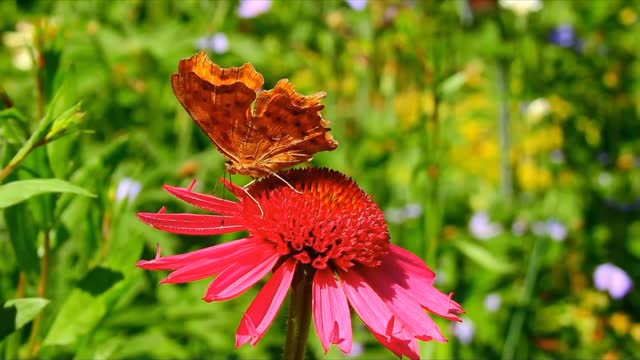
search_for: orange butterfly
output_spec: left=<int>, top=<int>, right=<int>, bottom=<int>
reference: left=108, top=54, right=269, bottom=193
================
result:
left=171, top=51, right=338, bottom=178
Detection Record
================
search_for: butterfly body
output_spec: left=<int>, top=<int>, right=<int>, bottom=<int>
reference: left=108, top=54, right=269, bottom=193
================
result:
left=171, top=52, right=338, bottom=178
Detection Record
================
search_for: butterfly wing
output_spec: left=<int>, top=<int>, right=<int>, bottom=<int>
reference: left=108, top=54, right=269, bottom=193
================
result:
left=171, top=51, right=264, bottom=167
left=243, top=79, right=338, bottom=174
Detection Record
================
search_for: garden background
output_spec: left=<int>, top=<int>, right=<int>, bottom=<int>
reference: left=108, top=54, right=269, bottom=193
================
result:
left=1, top=0, right=639, bottom=359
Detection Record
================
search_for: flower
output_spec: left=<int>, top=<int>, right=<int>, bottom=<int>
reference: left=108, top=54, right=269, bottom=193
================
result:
left=116, top=177, right=142, bottom=202
left=523, top=98, right=551, bottom=125
left=545, top=219, right=567, bottom=242
left=484, top=293, right=501, bottom=312
left=196, top=33, right=229, bottom=54
left=237, top=0, right=272, bottom=18
left=2, top=21, right=35, bottom=71
left=549, top=24, right=577, bottom=48
left=137, top=168, right=463, bottom=359
left=593, top=263, right=633, bottom=299
left=499, top=0, right=542, bottom=16
left=468, top=211, right=503, bottom=240
left=452, top=318, right=475, bottom=345
left=345, top=0, right=367, bottom=11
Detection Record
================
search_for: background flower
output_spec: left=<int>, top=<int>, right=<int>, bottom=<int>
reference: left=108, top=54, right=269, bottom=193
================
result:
left=594, top=263, right=634, bottom=299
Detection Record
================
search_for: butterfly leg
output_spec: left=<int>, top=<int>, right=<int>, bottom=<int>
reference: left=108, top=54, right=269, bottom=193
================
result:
left=270, top=172, right=303, bottom=194
left=241, top=187, right=265, bottom=218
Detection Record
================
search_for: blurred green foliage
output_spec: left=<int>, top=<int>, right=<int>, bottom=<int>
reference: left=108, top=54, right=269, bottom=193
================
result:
left=1, top=0, right=639, bottom=359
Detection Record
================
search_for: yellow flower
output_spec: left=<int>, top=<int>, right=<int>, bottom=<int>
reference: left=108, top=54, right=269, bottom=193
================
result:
left=617, top=152, right=635, bottom=171
left=630, top=323, right=640, bottom=343
left=603, top=70, right=620, bottom=89
left=619, top=7, right=638, bottom=26
left=609, top=312, right=631, bottom=335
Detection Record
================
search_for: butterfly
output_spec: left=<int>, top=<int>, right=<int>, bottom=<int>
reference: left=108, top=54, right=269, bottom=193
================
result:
left=171, top=51, right=338, bottom=178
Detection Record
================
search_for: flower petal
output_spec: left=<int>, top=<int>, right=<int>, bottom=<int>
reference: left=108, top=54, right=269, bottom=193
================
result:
left=359, top=266, right=446, bottom=342
left=221, top=178, right=248, bottom=199
left=137, top=212, right=245, bottom=235
left=204, top=246, right=280, bottom=301
left=236, top=258, right=296, bottom=347
left=313, top=269, right=353, bottom=354
left=385, top=244, right=464, bottom=319
left=339, top=269, right=420, bottom=360
left=163, top=184, right=242, bottom=215
left=137, top=238, right=253, bottom=270
left=161, top=241, right=271, bottom=283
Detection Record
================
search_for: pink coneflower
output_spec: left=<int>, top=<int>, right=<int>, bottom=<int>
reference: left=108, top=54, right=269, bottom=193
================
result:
left=137, top=168, right=463, bottom=359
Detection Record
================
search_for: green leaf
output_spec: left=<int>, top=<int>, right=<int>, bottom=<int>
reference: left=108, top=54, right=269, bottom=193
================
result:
left=0, top=298, right=50, bottom=342
left=3, top=202, right=39, bottom=276
left=453, top=239, right=515, bottom=274
left=43, top=290, right=106, bottom=346
left=0, top=178, right=95, bottom=208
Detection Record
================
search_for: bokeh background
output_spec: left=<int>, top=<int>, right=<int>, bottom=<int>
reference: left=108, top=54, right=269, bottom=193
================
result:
left=1, top=0, right=639, bottom=359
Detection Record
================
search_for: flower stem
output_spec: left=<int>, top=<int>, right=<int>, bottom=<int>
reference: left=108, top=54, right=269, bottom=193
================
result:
left=283, top=267, right=314, bottom=360
left=501, top=237, right=544, bottom=360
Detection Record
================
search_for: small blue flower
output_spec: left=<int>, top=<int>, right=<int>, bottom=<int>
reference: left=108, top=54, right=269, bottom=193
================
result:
left=594, top=263, right=634, bottom=299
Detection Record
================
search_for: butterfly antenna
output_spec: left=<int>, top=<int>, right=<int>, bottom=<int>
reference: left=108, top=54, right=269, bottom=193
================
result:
left=270, top=172, right=303, bottom=194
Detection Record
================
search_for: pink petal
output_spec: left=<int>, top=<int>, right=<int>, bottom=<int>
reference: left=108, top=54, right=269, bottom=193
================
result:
left=137, top=212, right=245, bottom=235
left=359, top=266, right=446, bottom=342
left=137, top=238, right=253, bottom=270
left=163, top=184, right=242, bottom=215
left=313, top=269, right=353, bottom=354
left=384, top=244, right=464, bottom=320
left=161, top=241, right=272, bottom=283
left=371, top=330, right=420, bottom=360
left=203, top=248, right=280, bottom=301
left=221, top=178, right=248, bottom=199
left=339, top=269, right=419, bottom=360
left=236, top=258, right=297, bottom=347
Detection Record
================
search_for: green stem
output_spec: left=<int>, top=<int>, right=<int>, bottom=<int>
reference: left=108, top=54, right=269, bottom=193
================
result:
left=501, top=237, right=544, bottom=360
left=27, top=231, right=51, bottom=358
left=497, top=59, right=513, bottom=201
left=282, top=267, right=314, bottom=360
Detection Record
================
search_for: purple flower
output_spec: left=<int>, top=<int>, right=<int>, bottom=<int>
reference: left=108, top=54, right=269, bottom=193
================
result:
left=452, top=319, right=475, bottom=345
left=196, top=33, right=230, bottom=54
left=550, top=25, right=576, bottom=47
left=598, top=152, right=611, bottom=166
left=484, top=293, right=502, bottom=312
left=469, top=211, right=503, bottom=240
left=238, top=0, right=272, bottom=18
left=346, top=0, right=367, bottom=11
left=594, top=263, right=634, bottom=299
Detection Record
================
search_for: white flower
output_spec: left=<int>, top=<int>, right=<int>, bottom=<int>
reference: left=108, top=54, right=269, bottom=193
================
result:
left=116, top=178, right=142, bottom=203
left=2, top=21, right=35, bottom=71
left=452, top=319, right=475, bottom=345
left=499, top=0, right=543, bottom=16
left=524, top=98, right=551, bottom=124
left=484, top=293, right=502, bottom=312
